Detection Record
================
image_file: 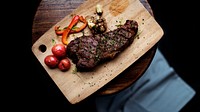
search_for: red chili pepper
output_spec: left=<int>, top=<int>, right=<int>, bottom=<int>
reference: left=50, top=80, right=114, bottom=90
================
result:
left=54, top=26, right=65, bottom=35
left=54, top=16, right=88, bottom=36
left=71, top=16, right=87, bottom=33
left=62, top=15, right=80, bottom=45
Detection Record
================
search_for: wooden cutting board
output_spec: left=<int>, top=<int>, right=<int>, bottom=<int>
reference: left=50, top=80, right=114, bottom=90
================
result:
left=32, top=0, right=163, bottom=104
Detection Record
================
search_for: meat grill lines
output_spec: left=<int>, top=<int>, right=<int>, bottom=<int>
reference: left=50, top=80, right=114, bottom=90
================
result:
left=66, top=20, right=138, bottom=71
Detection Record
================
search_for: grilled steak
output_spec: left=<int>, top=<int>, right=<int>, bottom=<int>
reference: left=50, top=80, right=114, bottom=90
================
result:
left=66, top=20, right=138, bottom=71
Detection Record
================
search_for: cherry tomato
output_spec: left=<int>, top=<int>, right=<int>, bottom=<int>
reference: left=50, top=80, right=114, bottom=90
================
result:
left=44, top=55, right=59, bottom=68
left=58, top=58, right=71, bottom=71
left=51, top=43, right=66, bottom=59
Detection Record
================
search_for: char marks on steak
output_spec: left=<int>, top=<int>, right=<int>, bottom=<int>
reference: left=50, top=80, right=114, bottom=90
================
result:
left=66, top=20, right=138, bottom=71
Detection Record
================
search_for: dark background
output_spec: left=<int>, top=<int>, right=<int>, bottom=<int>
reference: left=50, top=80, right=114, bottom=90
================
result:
left=3, top=0, right=199, bottom=111
left=148, top=0, right=200, bottom=111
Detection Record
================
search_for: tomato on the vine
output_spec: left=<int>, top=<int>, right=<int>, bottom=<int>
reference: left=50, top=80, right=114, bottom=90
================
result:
left=44, top=55, right=59, bottom=68
left=58, top=58, right=71, bottom=71
left=51, top=43, right=66, bottom=59
left=44, top=43, right=71, bottom=71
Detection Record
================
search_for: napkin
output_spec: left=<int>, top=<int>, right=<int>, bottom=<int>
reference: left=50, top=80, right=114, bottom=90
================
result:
left=95, top=48, right=195, bottom=112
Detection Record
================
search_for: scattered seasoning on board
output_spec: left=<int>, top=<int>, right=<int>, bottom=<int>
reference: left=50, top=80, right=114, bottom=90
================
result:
left=142, top=18, right=145, bottom=25
left=51, top=39, right=56, bottom=45
left=72, top=67, right=77, bottom=74
left=135, top=30, right=143, bottom=39
left=115, top=18, right=124, bottom=27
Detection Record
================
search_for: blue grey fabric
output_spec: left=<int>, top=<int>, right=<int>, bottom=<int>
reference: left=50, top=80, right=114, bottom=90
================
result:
left=95, top=48, right=196, bottom=112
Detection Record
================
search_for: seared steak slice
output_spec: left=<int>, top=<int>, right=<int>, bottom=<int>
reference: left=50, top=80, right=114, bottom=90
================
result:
left=66, top=20, right=138, bottom=71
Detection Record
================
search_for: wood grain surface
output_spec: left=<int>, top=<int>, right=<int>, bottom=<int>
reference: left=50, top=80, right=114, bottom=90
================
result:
left=32, top=0, right=163, bottom=104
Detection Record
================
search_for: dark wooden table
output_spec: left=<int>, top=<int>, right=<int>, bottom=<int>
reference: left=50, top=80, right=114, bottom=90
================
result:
left=32, top=0, right=156, bottom=111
